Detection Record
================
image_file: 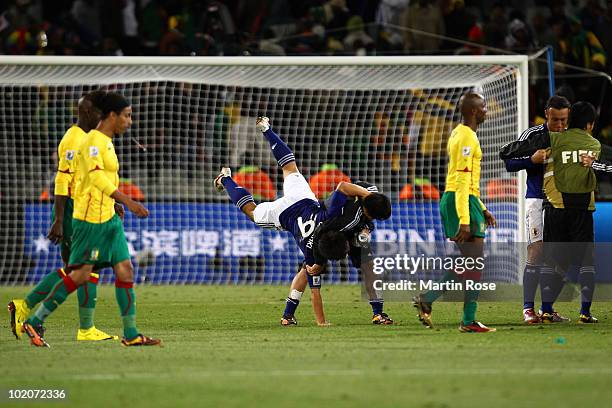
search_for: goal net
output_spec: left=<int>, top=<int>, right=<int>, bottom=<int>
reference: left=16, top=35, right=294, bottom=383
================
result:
left=0, top=56, right=528, bottom=285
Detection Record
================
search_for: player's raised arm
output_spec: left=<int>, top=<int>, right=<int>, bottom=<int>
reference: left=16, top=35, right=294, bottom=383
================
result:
left=335, top=181, right=371, bottom=198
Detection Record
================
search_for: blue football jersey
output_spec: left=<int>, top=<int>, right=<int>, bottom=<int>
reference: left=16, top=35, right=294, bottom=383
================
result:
left=278, top=190, right=347, bottom=265
left=503, top=123, right=547, bottom=199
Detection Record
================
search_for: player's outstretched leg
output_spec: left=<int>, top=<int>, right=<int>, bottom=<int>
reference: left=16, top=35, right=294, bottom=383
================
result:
left=256, top=117, right=298, bottom=176
left=214, top=167, right=257, bottom=220
left=24, top=270, right=83, bottom=347
left=8, top=267, right=69, bottom=339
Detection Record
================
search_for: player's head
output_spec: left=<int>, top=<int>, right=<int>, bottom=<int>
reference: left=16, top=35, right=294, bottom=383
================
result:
left=544, top=95, right=571, bottom=132
left=460, top=92, right=487, bottom=124
left=99, top=92, right=132, bottom=134
left=362, top=193, right=391, bottom=221
left=78, top=89, right=106, bottom=131
left=568, top=101, right=597, bottom=133
left=317, top=230, right=350, bottom=260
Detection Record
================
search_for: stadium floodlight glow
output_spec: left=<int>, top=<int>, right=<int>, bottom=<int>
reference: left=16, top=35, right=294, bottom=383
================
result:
left=0, top=55, right=528, bottom=285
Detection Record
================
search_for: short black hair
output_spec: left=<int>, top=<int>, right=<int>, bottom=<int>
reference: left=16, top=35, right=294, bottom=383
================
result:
left=99, top=92, right=130, bottom=118
left=317, top=230, right=349, bottom=260
left=363, top=193, right=391, bottom=220
left=568, top=101, right=597, bottom=130
left=545, top=95, right=571, bottom=110
left=83, top=89, right=106, bottom=110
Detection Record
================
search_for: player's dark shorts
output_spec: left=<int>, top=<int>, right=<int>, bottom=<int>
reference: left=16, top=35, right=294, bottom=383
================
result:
left=543, top=206, right=594, bottom=268
left=439, top=192, right=486, bottom=239
left=68, top=214, right=130, bottom=270
left=350, top=243, right=374, bottom=269
left=52, top=198, right=74, bottom=257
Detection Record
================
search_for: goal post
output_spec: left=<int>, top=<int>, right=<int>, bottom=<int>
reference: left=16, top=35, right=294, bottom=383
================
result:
left=0, top=55, right=528, bottom=285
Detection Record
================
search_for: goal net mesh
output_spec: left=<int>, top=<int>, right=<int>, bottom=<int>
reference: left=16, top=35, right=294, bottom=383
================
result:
left=0, top=59, right=522, bottom=285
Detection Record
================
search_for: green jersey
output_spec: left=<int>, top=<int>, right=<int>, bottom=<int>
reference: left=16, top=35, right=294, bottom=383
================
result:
left=544, top=129, right=600, bottom=210
left=499, top=127, right=600, bottom=210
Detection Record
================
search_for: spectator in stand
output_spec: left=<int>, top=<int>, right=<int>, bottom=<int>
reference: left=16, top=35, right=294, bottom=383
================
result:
left=343, top=15, right=373, bottom=55
left=454, top=23, right=485, bottom=55
left=505, top=17, right=535, bottom=54
left=483, top=2, right=507, bottom=49
left=531, top=11, right=555, bottom=48
left=442, top=0, right=475, bottom=52
left=258, top=28, right=285, bottom=55
left=564, top=15, right=607, bottom=70
left=70, top=0, right=101, bottom=45
left=579, top=0, right=605, bottom=31
left=375, top=0, right=411, bottom=49
left=400, top=0, right=445, bottom=54
left=593, top=0, right=612, bottom=68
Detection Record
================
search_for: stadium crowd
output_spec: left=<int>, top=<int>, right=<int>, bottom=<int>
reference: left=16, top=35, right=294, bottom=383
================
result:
left=1, top=3, right=610, bottom=149
left=1, top=0, right=610, bottom=139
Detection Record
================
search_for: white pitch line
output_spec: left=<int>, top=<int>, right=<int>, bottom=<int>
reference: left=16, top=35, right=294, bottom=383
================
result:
left=66, top=367, right=612, bottom=381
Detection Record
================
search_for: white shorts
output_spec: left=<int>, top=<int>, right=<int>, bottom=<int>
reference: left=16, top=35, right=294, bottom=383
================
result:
left=525, top=198, right=544, bottom=244
left=253, top=172, right=317, bottom=229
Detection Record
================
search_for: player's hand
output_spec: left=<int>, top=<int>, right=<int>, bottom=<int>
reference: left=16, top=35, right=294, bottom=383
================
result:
left=580, top=153, right=596, bottom=168
left=306, top=264, right=323, bottom=275
left=531, top=149, right=548, bottom=164
left=114, top=203, right=125, bottom=220
left=47, top=221, right=63, bottom=245
left=451, top=224, right=472, bottom=243
left=127, top=201, right=149, bottom=218
left=317, top=321, right=332, bottom=327
left=483, top=210, right=496, bottom=228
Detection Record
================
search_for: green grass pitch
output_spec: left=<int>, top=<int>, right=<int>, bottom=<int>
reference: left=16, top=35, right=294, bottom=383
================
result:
left=1, top=285, right=612, bottom=408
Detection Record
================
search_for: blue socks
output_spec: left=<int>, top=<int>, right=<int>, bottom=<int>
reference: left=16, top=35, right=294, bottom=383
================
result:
left=523, top=264, right=540, bottom=310
left=540, top=301, right=554, bottom=314
left=579, top=266, right=595, bottom=315
left=283, top=297, right=299, bottom=318
left=263, top=129, right=295, bottom=167
left=539, top=266, right=556, bottom=312
left=369, top=299, right=384, bottom=315
left=222, top=177, right=255, bottom=210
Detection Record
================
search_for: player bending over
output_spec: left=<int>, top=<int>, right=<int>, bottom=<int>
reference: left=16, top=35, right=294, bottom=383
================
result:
left=214, top=117, right=379, bottom=325
left=283, top=181, right=392, bottom=326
